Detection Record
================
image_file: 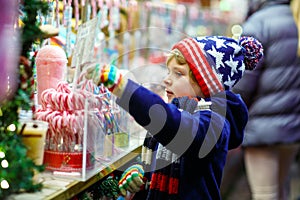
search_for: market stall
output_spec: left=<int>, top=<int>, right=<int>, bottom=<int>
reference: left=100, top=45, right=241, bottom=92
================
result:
left=1, top=0, right=249, bottom=199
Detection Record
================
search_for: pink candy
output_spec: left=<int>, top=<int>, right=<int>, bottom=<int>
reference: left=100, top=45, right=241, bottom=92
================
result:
left=35, top=45, right=68, bottom=105
left=36, top=81, right=101, bottom=151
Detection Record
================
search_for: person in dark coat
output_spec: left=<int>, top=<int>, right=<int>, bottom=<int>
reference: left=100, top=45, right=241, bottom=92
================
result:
left=232, top=0, right=300, bottom=199
left=85, top=35, right=263, bottom=199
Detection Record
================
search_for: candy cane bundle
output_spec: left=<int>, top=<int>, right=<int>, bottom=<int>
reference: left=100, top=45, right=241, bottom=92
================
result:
left=35, top=80, right=103, bottom=172
left=36, top=81, right=102, bottom=150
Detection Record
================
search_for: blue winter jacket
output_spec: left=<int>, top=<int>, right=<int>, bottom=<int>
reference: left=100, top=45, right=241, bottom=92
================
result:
left=117, top=80, right=248, bottom=199
left=233, top=0, right=300, bottom=146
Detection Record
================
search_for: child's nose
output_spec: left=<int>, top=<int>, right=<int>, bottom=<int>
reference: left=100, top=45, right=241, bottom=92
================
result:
left=163, top=76, right=171, bottom=85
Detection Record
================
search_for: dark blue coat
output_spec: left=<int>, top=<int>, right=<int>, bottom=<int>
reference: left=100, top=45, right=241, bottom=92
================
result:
left=117, top=80, right=248, bottom=199
left=233, top=0, right=300, bottom=146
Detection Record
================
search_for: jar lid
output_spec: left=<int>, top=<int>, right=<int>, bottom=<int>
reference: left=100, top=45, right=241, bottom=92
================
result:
left=36, top=45, right=67, bottom=61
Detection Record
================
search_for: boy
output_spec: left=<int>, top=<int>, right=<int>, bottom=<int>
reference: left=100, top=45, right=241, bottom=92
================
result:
left=87, top=35, right=263, bottom=199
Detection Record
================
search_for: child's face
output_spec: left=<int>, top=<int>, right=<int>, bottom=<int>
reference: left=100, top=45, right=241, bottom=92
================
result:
left=164, top=57, right=203, bottom=103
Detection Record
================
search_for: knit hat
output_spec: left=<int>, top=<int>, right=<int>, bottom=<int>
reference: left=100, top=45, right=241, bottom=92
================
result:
left=172, top=36, right=263, bottom=97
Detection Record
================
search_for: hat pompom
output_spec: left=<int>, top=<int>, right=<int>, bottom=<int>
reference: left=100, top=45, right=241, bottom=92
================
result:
left=239, top=36, right=264, bottom=70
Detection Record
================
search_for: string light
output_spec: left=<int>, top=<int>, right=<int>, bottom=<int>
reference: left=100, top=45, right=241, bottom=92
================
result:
left=1, top=180, right=9, bottom=189
left=1, top=159, right=9, bottom=168
left=7, top=124, right=16, bottom=132
left=0, top=151, right=5, bottom=159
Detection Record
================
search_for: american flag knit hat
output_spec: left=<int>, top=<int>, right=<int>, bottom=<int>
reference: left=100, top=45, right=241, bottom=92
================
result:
left=172, top=36, right=263, bottom=97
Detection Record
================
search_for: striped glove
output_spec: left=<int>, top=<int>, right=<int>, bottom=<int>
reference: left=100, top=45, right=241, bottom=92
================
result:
left=118, top=164, right=145, bottom=196
left=85, top=63, right=124, bottom=93
left=100, top=64, right=124, bottom=92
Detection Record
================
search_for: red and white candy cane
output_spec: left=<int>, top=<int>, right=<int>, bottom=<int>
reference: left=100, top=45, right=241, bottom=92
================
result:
left=41, top=88, right=55, bottom=109
left=55, top=0, right=60, bottom=27
left=91, top=0, right=97, bottom=19
left=74, top=0, right=79, bottom=30
left=62, top=0, right=67, bottom=25
left=98, top=0, right=103, bottom=8
left=56, top=81, right=71, bottom=93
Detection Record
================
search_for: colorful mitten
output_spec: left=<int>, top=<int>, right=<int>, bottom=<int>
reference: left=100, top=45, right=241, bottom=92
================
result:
left=85, top=63, right=124, bottom=93
left=118, top=164, right=145, bottom=196
left=99, top=64, right=124, bottom=93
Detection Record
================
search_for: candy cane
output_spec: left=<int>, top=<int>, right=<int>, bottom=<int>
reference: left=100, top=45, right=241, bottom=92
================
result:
left=59, top=93, right=66, bottom=111
left=68, top=0, right=72, bottom=6
left=74, top=0, right=79, bottom=30
left=62, top=0, right=67, bottom=25
left=66, top=92, right=73, bottom=110
left=53, top=92, right=61, bottom=110
left=98, top=0, right=103, bottom=8
left=91, top=0, right=97, bottom=19
left=56, top=0, right=60, bottom=27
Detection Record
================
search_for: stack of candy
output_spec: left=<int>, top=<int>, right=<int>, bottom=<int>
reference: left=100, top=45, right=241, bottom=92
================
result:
left=35, top=80, right=101, bottom=172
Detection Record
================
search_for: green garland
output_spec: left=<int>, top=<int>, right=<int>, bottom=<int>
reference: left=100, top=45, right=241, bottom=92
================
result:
left=0, top=129, right=45, bottom=198
left=0, top=0, right=50, bottom=198
left=21, top=0, right=50, bottom=57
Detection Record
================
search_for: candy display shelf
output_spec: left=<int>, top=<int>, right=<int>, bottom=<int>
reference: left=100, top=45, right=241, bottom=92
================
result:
left=8, top=132, right=145, bottom=200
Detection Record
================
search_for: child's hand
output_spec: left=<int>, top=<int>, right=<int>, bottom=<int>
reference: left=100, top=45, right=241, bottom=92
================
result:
left=118, top=164, right=145, bottom=196
left=84, top=63, right=125, bottom=96
left=82, top=63, right=99, bottom=84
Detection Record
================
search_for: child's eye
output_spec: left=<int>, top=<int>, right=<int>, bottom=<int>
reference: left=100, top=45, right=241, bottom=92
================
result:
left=176, top=71, right=182, bottom=76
